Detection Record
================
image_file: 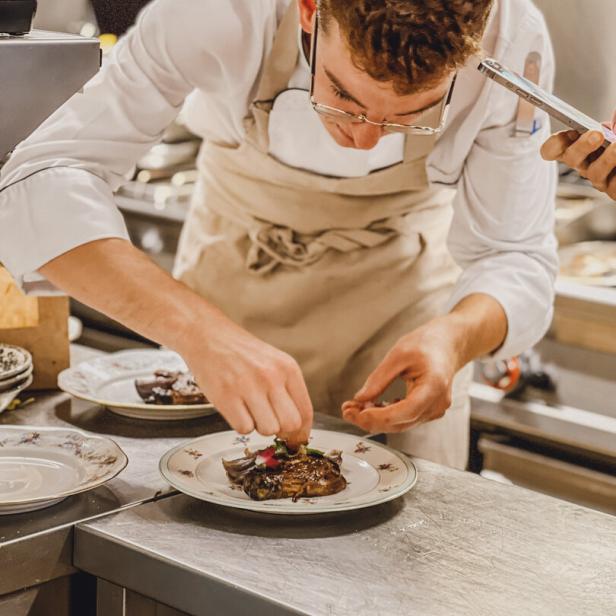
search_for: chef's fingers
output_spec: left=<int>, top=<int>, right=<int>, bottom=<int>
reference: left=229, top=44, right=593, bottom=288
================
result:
left=342, top=405, right=362, bottom=424
left=350, top=380, right=448, bottom=433
left=559, top=130, right=605, bottom=171
left=607, top=172, right=616, bottom=201
left=585, top=142, right=616, bottom=191
left=611, top=109, right=616, bottom=132
left=285, top=370, right=314, bottom=441
left=223, top=398, right=255, bottom=435
left=244, top=392, right=280, bottom=436
left=269, top=386, right=304, bottom=437
left=353, top=352, right=406, bottom=403
left=341, top=400, right=369, bottom=414
left=540, top=130, right=579, bottom=161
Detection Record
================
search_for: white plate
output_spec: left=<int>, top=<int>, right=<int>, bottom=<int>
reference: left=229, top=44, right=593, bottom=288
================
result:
left=58, top=349, right=216, bottom=421
left=160, top=430, right=417, bottom=515
left=0, top=375, right=34, bottom=414
left=0, top=364, right=34, bottom=392
left=0, top=425, right=127, bottom=514
left=0, top=345, right=32, bottom=380
left=559, top=241, right=616, bottom=287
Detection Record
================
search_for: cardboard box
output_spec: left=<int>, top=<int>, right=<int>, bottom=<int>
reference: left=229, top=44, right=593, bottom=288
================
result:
left=0, top=268, right=69, bottom=390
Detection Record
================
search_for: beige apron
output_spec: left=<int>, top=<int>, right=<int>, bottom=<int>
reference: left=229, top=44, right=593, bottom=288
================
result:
left=174, top=3, right=471, bottom=469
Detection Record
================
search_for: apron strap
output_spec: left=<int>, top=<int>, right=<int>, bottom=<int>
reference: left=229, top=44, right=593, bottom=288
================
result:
left=254, top=2, right=301, bottom=105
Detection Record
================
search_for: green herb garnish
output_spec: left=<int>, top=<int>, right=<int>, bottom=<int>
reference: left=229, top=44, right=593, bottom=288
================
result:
left=274, top=439, right=289, bottom=458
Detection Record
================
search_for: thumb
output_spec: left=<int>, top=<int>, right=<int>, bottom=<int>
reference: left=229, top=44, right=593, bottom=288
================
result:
left=354, top=353, right=404, bottom=402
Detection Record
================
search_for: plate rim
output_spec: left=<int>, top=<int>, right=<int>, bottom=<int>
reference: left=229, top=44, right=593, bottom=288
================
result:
left=0, top=345, right=33, bottom=380
left=0, top=364, right=34, bottom=392
left=0, top=374, right=34, bottom=413
left=58, top=349, right=215, bottom=413
left=159, top=429, right=418, bottom=515
left=0, top=424, right=128, bottom=507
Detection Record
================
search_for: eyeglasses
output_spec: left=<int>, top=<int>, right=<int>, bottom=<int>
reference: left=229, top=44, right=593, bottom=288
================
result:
left=308, top=11, right=456, bottom=135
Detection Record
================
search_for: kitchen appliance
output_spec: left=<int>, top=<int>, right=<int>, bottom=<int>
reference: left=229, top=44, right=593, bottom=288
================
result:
left=0, top=16, right=100, bottom=160
left=471, top=337, right=616, bottom=515
left=0, top=0, right=37, bottom=34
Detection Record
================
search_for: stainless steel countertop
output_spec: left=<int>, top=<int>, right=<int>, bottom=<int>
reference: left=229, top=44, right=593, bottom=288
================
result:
left=75, top=455, right=616, bottom=615
left=0, top=346, right=231, bottom=595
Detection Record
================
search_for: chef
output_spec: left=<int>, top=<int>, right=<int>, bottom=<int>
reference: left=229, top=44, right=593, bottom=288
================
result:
left=0, top=0, right=557, bottom=470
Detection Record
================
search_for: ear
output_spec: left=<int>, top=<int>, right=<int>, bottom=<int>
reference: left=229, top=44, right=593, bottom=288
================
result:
left=297, top=0, right=317, bottom=34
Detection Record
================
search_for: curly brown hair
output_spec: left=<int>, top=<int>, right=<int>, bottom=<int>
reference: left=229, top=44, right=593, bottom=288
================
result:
left=319, top=0, right=493, bottom=94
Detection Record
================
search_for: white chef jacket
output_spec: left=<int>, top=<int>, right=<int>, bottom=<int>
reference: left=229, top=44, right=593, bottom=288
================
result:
left=0, top=0, right=558, bottom=360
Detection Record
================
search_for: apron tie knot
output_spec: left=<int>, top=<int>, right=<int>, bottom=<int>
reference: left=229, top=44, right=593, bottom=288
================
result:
left=246, top=218, right=410, bottom=275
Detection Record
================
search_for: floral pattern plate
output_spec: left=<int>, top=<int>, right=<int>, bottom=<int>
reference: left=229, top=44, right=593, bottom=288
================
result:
left=0, top=425, right=127, bottom=515
left=58, top=349, right=216, bottom=421
left=0, top=345, right=32, bottom=380
left=160, top=429, right=417, bottom=515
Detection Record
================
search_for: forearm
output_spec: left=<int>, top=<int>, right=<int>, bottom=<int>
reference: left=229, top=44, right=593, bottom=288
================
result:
left=40, top=237, right=313, bottom=441
left=39, top=238, right=225, bottom=353
left=442, top=293, right=508, bottom=369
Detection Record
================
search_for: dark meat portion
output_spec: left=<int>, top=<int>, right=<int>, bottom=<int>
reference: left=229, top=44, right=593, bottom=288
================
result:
left=223, top=445, right=347, bottom=502
left=135, top=370, right=208, bottom=405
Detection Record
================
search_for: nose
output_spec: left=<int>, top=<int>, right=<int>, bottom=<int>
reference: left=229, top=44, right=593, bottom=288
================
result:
left=349, top=123, right=383, bottom=150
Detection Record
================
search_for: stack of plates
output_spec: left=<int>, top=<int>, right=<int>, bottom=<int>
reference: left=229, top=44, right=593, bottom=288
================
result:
left=0, top=345, right=34, bottom=413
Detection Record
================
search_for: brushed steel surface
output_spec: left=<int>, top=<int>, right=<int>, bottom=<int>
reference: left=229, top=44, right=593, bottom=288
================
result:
left=0, top=30, right=100, bottom=159
left=0, top=346, right=230, bottom=594
left=0, top=343, right=362, bottom=596
left=76, top=462, right=616, bottom=616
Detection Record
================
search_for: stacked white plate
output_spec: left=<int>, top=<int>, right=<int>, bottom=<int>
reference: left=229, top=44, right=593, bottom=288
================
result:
left=0, top=345, right=34, bottom=413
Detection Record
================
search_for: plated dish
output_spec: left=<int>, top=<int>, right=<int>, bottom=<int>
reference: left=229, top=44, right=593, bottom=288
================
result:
left=135, top=370, right=208, bottom=406
left=160, top=429, right=417, bottom=515
left=223, top=439, right=347, bottom=502
left=58, top=349, right=216, bottom=421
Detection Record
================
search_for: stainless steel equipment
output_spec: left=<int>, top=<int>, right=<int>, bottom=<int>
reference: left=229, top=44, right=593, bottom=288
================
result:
left=0, top=0, right=37, bottom=34
left=0, top=29, right=100, bottom=160
left=471, top=336, right=616, bottom=515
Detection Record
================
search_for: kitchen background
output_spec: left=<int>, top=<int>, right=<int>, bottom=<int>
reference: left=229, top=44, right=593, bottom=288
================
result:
left=10, top=0, right=616, bottom=513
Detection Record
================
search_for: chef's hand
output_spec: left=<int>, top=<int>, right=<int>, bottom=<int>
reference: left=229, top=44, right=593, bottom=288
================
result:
left=179, top=311, right=313, bottom=446
left=342, top=295, right=508, bottom=434
left=341, top=317, right=462, bottom=433
left=541, top=122, right=616, bottom=201
left=39, top=238, right=312, bottom=445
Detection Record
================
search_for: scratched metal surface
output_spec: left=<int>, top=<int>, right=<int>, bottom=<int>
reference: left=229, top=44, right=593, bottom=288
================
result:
left=0, top=344, right=362, bottom=596
left=0, top=345, right=229, bottom=594
left=76, top=456, right=616, bottom=616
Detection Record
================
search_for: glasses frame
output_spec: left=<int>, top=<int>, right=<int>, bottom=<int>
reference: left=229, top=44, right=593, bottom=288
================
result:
left=308, top=11, right=457, bottom=135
